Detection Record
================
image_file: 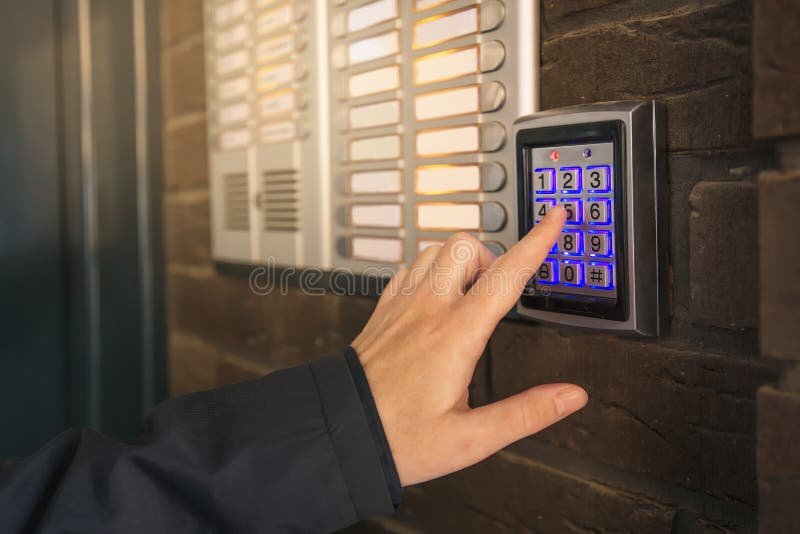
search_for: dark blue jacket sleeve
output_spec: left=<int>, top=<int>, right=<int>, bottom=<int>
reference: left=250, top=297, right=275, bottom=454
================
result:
left=0, top=350, right=398, bottom=533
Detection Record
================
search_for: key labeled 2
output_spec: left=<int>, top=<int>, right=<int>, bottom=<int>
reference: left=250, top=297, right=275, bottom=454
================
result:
left=558, top=167, right=581, bottom=193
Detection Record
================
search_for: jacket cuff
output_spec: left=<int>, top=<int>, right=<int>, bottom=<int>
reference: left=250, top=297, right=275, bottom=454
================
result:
left=309, top=354, right=395, bottom=519
left=343, top=346, right=403, bottom=506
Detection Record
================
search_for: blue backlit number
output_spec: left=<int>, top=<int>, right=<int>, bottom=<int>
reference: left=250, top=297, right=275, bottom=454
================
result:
left=537, top=173, right=547, bottom=190
left=590, top=234, right=602, bottom=253
left=589, top=170, right=601, bottom=189
left=537, top=203, right=548, bottom=218
left=538, top=263, right=550, bottom=279
left=563, top=234, right=574, bottom=252
left=563, top=172, right=573, bottom=189
left=564, top=265, right=576, bottom=283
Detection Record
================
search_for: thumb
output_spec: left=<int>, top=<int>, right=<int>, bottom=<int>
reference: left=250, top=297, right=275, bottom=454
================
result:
left=456, top=383, right=588, bottom=465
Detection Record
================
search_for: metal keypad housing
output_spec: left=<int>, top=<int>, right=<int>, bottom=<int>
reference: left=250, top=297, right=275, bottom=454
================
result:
left=514, top=101, right=668, bottom=336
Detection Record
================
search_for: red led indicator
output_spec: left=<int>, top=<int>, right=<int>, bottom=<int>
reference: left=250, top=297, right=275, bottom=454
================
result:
left=549, top=150, right=559, bottom=161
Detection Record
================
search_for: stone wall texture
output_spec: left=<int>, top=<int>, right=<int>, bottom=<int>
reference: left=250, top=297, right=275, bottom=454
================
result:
left=159, top=1, right=793, bottom=532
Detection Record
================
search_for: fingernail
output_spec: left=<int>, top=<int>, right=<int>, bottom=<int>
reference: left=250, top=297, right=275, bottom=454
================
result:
left=553, top=386, right=588, bottom=418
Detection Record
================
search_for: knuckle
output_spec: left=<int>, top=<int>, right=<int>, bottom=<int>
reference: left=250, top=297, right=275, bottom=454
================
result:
left=519, top=394, right=555, bottom=435
left=449, top=232, right=477, bottom=245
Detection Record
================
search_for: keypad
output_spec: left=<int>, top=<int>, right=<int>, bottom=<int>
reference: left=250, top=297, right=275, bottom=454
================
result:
left=530, top=142, right=616, bottom=298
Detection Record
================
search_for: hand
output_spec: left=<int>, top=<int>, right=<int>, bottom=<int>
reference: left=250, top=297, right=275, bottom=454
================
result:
left=352, top=206, right=588, bottom=487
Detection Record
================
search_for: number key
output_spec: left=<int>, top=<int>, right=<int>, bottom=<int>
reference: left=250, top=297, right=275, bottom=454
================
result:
left=535, top=259, right=558, bottom=284
left=560, top=199, right=583, bottom=225
left=534, top=198, right=556, bottom=222
left=559, top=230, right=583, bottom=256
left=533, top=168, right=556, bottom=193
left=558, top=167, right=581, bottom=194
left=587, top=261, right=613, bottom=289
left=586, top=198, right=611, bottom=225
left=560, top=260, right=584, bottom=287
left=586, top=165, right=611, bottom=192
left=587, top=230, right=612, bottom=257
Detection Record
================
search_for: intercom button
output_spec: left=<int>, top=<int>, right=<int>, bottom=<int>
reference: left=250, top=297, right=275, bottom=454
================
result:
left=533, top=198, right=556, bottom=222
left=535, top=259, right=558, bottom=284
left=560, top=260, right=584, bottom=287
left=586, top=165, right=611, bottom=193
left=586, top=198, right=611, bottom=225
left=557, top=167, right=581, bottom=194
left=559, top=229, right=583, bottom=256
left=533, top=168, right=556, bottom=193
left=587, top=261, right=613, bottom=289
left=587, top=230, right=612, bottom=257
left=559, top=199, right=583, bottom=225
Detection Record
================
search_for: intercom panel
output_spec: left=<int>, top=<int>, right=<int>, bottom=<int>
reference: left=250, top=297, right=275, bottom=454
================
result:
left=202, top=0, right=539, bottom=272
left=514, top=101, right=667, bottom=336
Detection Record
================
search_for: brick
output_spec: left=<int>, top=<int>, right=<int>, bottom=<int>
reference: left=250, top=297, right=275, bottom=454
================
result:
left=665, top=152, right=770, bottom=354
left=489, top=321, right=783, bottom=505
left=543, top=0, right=713, bottom=31
left=543, top=0, right=625, bottom=21
left=168, top=333, right=221, bottom=396
left=163, top=116, right=209, bottom=191
left=167, top=268, right=376, bottom=368
left=164, top=191, right=211, bottom=265
left=753, top=0, right=800, bottom=138
left=759, top=170, right=800, bottom=360
left=161, top=37, right=206, bottom=120
left=689, top=181, right=758, bottom=328
left=541, top=1, right=752, bottom=150
left=160, top=0, right=204, bottom=48
left=757, top=386, right=800, bottom=533
left=395, top=452, right=676, bottom=533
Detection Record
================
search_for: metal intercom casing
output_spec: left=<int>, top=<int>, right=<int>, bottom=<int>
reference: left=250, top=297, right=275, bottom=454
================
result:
left=513, top=101, right=668, bottom=336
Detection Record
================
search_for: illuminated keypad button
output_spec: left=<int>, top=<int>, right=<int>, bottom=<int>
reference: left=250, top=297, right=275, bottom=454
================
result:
left=586, top=198, right=611, bottom=225
left=586, top=165, right=611, bottom=192
left=587, top=261, right=613, bottom=289
left=560, top=260, right=584, bottom=287
left=536, top=259, right=558, bottom=284
left=533, top=168, right=556, bottom=193
left=560, top=199, right=582, bottom=225
left=587, top=230, right=612, bottom=257
left=534, top=198, right=556, bottom=222
left=559, top=230, right=583, bottom=256
left=557, top=167, right=581, bottom=193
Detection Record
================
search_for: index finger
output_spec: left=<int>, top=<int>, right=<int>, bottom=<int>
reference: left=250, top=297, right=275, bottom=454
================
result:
left=458, top=206, right=566, bottom=327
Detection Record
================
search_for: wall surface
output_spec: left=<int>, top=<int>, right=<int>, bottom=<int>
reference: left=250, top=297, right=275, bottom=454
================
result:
left=160, top=0, right=791, bottom=532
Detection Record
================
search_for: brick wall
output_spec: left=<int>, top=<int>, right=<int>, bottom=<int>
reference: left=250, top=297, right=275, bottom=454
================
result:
left=160, top=1, right=791, bottom=531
